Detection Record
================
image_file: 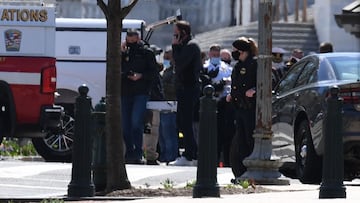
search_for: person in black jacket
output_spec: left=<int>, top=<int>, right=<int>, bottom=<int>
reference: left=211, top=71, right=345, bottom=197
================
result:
left=121, top=29, right=157, bottom=164
left=169, top=21, right=202, bottom=166
left=226, top=37, right=257, bottom=177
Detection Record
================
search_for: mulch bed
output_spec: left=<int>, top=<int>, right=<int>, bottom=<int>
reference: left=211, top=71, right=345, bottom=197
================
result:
left=107, top=186, right=274, bottom=197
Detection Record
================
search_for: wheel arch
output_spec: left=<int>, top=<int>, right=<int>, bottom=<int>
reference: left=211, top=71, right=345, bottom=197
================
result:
left=0, top=80, right=17, bottom=136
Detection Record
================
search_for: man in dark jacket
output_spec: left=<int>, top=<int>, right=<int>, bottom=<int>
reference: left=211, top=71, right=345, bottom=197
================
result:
left=169, top=21, right=202, bottom=166
left=121, top=29, right=157, bottom=164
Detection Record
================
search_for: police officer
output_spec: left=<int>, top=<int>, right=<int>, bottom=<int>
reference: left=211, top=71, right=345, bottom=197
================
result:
left=121, top=29, right=157, bottom=164
left=226, top=37, right=257, bottom=177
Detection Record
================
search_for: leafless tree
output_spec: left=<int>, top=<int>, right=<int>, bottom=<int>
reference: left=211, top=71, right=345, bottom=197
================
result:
left=97, top=0, right=139, bottom=192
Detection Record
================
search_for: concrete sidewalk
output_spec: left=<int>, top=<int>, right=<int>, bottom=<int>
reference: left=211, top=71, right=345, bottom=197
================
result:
left=64, top=183, right=359, bottom=203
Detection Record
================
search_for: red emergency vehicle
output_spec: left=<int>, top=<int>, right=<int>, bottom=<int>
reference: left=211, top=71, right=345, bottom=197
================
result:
left=0, top=1, right=63, bottom=160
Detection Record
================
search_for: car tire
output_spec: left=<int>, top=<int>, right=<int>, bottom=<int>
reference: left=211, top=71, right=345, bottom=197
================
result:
left=32, top=113, right=74, bottom=162
left=295, top=120, right=322, bottom=184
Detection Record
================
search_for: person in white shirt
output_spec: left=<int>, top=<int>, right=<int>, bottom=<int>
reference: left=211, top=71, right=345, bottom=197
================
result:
left=202, top=44, right=235, bottom=167
left=203, top=44, right=233, bottom=99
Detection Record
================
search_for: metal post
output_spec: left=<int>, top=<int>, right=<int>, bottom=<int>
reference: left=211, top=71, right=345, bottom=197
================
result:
left=68, top=84, right=95, bottom=197
left=92, top=97, right=107, bottom=192
left=193, top=85, right=220, bottom=198
left=236, top=0, right=289, bottom=185
left=319, top=86, right=346, bottom=199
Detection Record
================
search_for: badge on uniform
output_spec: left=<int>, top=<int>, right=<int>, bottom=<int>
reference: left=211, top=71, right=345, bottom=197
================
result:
left=240, top=67, right=246, bottom=75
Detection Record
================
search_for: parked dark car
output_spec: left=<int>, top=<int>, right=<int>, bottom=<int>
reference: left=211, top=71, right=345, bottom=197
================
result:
left=272, top=52, right=360, bottom=184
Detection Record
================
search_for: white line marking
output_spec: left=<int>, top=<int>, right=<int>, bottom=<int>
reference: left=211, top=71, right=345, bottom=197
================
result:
left=0, top=72, right=41, bottom=85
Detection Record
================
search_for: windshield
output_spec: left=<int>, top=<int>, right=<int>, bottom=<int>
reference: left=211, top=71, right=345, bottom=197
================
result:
left=328, top=56, right=360, bottom=81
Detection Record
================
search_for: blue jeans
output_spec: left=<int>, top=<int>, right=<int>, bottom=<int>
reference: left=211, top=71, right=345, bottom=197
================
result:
left=121, top=94, right=149, bottom=160
left=159, top=112, right=178, bottom=162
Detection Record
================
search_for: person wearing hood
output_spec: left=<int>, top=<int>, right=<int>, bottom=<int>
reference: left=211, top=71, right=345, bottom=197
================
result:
left=272, top=47, right=287, bottom=78
left=226, top=37, right=258, bottom=177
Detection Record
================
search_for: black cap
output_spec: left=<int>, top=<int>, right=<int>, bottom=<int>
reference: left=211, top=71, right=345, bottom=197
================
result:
left=232, top=39, right=251, bottom=52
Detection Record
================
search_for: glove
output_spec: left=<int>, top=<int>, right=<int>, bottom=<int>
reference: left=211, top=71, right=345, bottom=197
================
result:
left=207, top=68, right=219, bottom=78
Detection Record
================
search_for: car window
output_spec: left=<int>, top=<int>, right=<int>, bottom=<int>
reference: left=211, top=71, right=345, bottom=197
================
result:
left=276, top=61, right=306, bottom=94
left=329, top=56, right=360, bottom=81
left=317, top=59, right=335, bottom=81
left=295, top=61, right=317, bottom=87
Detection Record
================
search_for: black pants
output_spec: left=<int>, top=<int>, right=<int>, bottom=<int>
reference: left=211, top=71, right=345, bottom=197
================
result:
left=217, top=97, right=236, bottom=166
left=176, top=87, right=200, bottom=160
left=235, top=108, right=255, bottom=175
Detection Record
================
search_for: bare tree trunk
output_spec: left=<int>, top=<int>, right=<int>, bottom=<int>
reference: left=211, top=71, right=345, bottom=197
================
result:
left=302, top=0, right=307, bottom=22
left=250, top=0, right=254, bottom=22
left=239, top=0, right=242, bottom=25
left=283, top=0, right=288, bottom=22
left=274, top=0, right=280, bottom=21
left=230, top=0, right=236, bottom=26
left=97, top=0, right=139, bottom=193
left=295, top=0, right=299, bottom=22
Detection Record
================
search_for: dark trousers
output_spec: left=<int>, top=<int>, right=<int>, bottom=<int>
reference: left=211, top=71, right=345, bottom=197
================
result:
left=217, top=97, right=236, bottom=166
left=121, top=94, right=149, bottom=160
left=235, top=108, right=255, bottom=175
left=176, top=87, right=200, bottom=160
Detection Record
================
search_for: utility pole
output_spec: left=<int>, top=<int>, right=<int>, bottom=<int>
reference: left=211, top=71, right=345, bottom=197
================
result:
left=236, top=0, right=289, bottom=185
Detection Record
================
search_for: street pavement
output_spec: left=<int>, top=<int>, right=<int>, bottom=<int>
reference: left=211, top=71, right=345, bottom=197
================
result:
left=0, top=157, right=359, bottom=202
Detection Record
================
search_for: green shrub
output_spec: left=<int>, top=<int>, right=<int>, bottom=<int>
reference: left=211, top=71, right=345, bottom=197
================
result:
left=0, top=138, right=38, bottom=156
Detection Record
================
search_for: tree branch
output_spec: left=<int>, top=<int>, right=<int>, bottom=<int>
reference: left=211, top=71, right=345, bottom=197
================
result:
left=97, top=0, right=109, bottom=19
left=121, top=0, right=139, bottom=19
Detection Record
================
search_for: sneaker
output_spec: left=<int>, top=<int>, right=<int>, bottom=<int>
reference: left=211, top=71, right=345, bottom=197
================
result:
left=168, top=156, right=194, bottom=166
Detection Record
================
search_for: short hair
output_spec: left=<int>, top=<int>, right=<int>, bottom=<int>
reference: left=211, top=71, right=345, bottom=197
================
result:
left=175, top=20, right=191, bottom=36
left=209, top=44, right=221, bottom=52
left=319, top=42, right=333, bottom=53
left=126, top=29, right=140, bottom=37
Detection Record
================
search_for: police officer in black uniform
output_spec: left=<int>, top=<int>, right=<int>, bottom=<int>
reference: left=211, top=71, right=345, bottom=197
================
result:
left=121, top=29, right=157, bottom=164
left=226, top=37, right=257, bottom=177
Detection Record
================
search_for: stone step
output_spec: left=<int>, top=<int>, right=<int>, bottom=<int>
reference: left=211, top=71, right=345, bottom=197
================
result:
left=195, top=22, right=319, bottom=55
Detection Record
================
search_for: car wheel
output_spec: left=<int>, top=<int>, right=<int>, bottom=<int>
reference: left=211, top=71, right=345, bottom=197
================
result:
left=295, top=120, right=322, bottom=184
left=32, top=113, right=74, bottom=162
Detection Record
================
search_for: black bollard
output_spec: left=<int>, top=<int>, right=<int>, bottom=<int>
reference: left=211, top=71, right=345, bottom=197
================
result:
left=92, top=97, right=107, bottom=192
left=68, top=84, right=95, bottom=197
left=193, top=85, right=220, bottom=198
left=319, top=86, right=346, bottom=199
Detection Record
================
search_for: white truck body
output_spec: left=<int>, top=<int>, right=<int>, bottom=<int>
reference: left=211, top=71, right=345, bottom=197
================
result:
left=55, top=18, right=146, bottom=105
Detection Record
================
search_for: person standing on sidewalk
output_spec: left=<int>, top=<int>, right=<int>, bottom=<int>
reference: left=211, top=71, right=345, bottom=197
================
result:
left=226, top=37, right=258, bottom=177
left=143, top=45, right=165, bottom=165
left=121, top=29, right=157, bottom=164
left=202, top=44, right=234, bottom=167
left=169, top=21, right=202, bottom=166
left=158, top=48, right=179, bottom=164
